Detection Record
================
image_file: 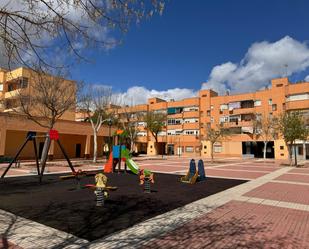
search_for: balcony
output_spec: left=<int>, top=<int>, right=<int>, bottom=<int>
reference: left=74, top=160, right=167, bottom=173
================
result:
left=183, top=122, right=199, bottom=130
left=166, top=124, right=183, bottom=130
left=167, top=113, right=183, bottom=118
left=183, top=111, right=199, bottom=118
left=223, top=120, right=253, bottom=128
left=286, top=100, right=309, bottom=110
left=230, top=107, right=255, bottom=115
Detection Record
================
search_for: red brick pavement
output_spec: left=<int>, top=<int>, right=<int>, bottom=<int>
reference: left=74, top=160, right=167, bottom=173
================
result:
left=142, top=201, right=309, bottom=249
left=205, top=168, right=267, bottom=179
left=275, top=173, right=309, bottom=184
left=244, top=182, right=309, bottom=205
left=218, top=165, right=278, bottom=172
left=289, top=168, right=309, bottom=174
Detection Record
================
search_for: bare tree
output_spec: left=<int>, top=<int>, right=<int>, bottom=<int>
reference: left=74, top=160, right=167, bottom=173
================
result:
left=205, top=125, right=229, bottom=162
left=79, top=85, right=115, bottom=162
left=145, top=111, right=166, bottom=155
left=118, top=107, right=144, bottom=153
left=2, top=69, right=78, bottom=180
left=253, top=114, right=277, bottom=160
left=13, top=70, right=77, bottom=129
left=0, top=0, right=165, bottom=69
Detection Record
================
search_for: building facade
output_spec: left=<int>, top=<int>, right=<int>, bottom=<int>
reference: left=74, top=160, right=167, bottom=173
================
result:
left=0, top=67, right=114, bottom=159
left=114, top=77, right=309, bottom=160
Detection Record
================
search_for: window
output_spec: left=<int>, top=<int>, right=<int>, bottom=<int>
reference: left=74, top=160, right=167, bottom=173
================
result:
left=8, top=84, right=14, bottom=91
left=272, top=104, right=277, bottom=111
left=254, top=100, right=261, bottom=106
left=184, top=118, right=199, bottom=123
left=137, top=122, right=146, bottom=127
left=276, top=84, right=283, bottom=87
left=207, top=110, right=211, bottom=116
left=175, top=130, right=183, bottom=135
left=202, top=94, right=207, bottom=97
left=213, top=142, right=222, bottom=153
left=280, top=146, right=284, bottom=150
left=137, top=131, right=147, bottom=137
left=229, top=115, right=240, bottom=123
left=219, top=116, right=229, bottom=123
left=0, top=84, right=2, bottom=91
left=167, top=119, right=182, bottom=125
left=210, top=105, right=214, bottom=110
left=158, top=131, right=166, bottom=136
left=204, top=145, right=207, bottom=149
left=210, top=117, right=214, bottom=123
left=19, top=77, right=28, bottom=88
left=183, top=106, right=199, bottom=112
left=185, top=146, right=194, bottom=152
left=167, top=107, right=183, bottom=115
left=184, top=130, right=199, bottom=135
left=167, top=130, right=176, bottom=135
left=268, top=99, right=272, bottom=105
left=286, top=93, right=309, bottom=102
left=220, top=104, right=228, bottom=110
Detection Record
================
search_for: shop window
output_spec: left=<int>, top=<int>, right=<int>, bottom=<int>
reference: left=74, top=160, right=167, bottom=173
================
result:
left=185, top=146, right=194, bottom=152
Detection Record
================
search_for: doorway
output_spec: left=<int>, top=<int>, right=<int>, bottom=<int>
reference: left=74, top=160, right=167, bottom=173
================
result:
left=167, top=144, right=174, bottom=155
left=75, top=144, right=81, bottom=158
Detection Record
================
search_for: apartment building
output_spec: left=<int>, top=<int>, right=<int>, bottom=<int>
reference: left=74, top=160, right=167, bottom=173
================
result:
left=114, top=77, right=309, bottom=160
left=0, top=67, right=114, bottom=159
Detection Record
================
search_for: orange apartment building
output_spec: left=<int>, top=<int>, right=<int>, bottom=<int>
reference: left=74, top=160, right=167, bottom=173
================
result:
left=114, top=77, right=309, bottom=160
left=0, top=67, right=114, bottom=159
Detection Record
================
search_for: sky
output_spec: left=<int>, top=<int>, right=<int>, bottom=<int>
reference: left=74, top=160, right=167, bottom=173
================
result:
left=19, top=0, right=309, bottom=104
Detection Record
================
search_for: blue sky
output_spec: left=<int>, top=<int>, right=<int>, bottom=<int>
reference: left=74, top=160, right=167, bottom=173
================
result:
left=70, top=0, right=309, bottom=103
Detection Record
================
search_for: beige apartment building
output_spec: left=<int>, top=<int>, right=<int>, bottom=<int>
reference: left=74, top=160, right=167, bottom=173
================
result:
left=114, top=77, right=309, bottom=160
left=0, top=67, right=114, bottom=159
left=0, top=67, right=308, bottom=160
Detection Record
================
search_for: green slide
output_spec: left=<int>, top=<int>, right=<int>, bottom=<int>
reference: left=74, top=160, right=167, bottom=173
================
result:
left=126, top=158, right=140, bottom=175
left=121, top=149, right=140, bottom=174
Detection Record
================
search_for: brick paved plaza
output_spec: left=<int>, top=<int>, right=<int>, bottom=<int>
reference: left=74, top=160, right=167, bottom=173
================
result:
left=1, top=157, right=309, bottom=248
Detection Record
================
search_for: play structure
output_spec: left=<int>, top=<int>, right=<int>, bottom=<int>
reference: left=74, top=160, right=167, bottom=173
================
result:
left=103, top=129, right=155, bottom=193
left=1, top=130, right=77, bottom=182
left=104, top=130, right=140, bottom=175
left=85, top=173, right=117, bottom=206
left=180, top=159, right=206, bottom=184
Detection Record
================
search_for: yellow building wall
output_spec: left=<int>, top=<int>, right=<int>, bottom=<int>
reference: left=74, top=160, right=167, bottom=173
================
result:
left=274, top=139, right=289, bottom=160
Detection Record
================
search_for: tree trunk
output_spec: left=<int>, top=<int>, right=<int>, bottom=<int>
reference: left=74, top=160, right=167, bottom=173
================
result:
left=93, top=131, right=98, bottom=163
left=130, top=140, right=135, bottom=153
left=294, top=144, right=298, bottom=166
left=211, top=142, right=214, bottom=163
left=263, top=141, right=268, bottom=160
left=289, top=144, right=293, bottom=166
left=39, top=134, right=51, bottom=183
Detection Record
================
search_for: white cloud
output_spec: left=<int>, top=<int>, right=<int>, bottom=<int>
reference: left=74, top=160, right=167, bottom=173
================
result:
left=202, top=36, right=309, bottom=94
left=0, top=0, right=115, bottom=68
left=114, top=86, right=197, bottom=105
left=305, top=75, right=309, bottom=82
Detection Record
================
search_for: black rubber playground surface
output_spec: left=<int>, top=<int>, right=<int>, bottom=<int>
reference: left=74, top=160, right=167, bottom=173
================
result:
left=0, top=171, right=247, bottom=241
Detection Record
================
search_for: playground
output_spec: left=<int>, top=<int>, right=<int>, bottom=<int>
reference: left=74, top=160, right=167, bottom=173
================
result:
left=0, top=171, right=245, bottom=241
left=2, top=130, right=309, bottom=248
